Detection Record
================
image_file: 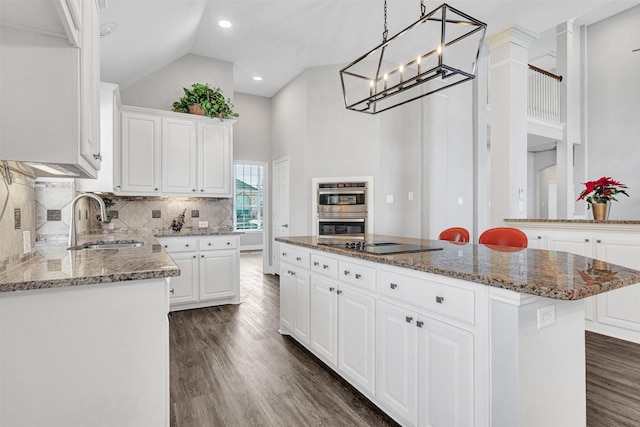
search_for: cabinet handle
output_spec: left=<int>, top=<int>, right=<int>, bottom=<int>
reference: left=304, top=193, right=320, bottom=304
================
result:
left=314, top=261, right=320, bottom=266
left=192, top=189, right=196, bottom=192
left=436, top=296, right=445, bottom=304
left=355, top=273, right=362, bottom=279
left=208, top=243, right=212, bottom=246
left=93, top=153, right=102, bottom=161
left=296, top=257, right=302, bottom=261
left=323, top=264, right=329, bottom=269
left=115, top=185, right=121, bottom=190
left=169, top=288, right=174, bottom=294
left=337, top=290, right=342, bottom=295
left=282, top=252, right=287, bottom=257
left=405, top=316, right=413, bottom=323
left=597, top=239, right=602, bottom=244
left=537, top=236, right=542, bottom=240
left=193, top=255, right=196, bottom=258
left=329, top=287, right=335, bottom=292
left=226, top=242, right=231, bottom=245
left=200, top=189, right=204, bottom=192
left=416, top=320, right=424, bottom=328
left=585, top=239, right=589, bottom=242
left=390, top=283, right=397, bottom=290
left=201, top=255, right=204, bottom=258
left=344, top=270, right=351, bottom=276
left=186, top=244, right=189, bottom=247
left=164, top=245, right=168, bottom=248
left=155, top=188, right=158, bottom=191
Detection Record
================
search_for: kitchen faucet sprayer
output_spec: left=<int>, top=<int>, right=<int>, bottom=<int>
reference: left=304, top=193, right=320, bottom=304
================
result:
left=68, top=193, right=107, bottom=247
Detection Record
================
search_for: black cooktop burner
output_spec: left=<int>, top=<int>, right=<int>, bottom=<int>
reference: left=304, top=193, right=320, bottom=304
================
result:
left=319, top=240, right=443, bottom=255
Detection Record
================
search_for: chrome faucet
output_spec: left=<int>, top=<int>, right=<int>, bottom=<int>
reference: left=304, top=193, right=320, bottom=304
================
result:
left=68, top=193, right=107, bottom=247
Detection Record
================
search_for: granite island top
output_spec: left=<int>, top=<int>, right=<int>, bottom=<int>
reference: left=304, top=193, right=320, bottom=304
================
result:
left=276, top=235, right=640, bottom=300
left=505, top=218, right=640, bottom=225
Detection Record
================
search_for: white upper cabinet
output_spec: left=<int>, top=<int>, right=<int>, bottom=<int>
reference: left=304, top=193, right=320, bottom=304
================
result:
left=118, top=106, right=235, bottom=198
left=0, top=0, right=103, bottom=178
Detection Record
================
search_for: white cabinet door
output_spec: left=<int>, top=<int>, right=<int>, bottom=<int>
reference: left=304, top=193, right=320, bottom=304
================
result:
left=594, top=234, right=640, bottom=332
left=79, top=0, right=100, bottom=170
left=280, top=265, right=295, bottom=333
left=418, top=318, right=474, bottom=427
left=292, top=268, right=311, bottom=346
left=310, top=275, right=338, bottom=366
left=198, top=122, right=232, bottom=196
left=339, top=285, right=376, bottom=395
left=121, top=111, right=161, bottom=194
left=376, top=300, right=418, bottom=426
left=199, top=251, right=238, bottom=301
left=162, top=118, right=197, bottom=194
left=168, top=252, right=199, bottom=306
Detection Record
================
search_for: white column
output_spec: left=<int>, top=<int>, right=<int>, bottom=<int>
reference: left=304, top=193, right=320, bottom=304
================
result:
left=556, top=20, right=581, bottom=218
left=485, top=25, right=540, bottom=226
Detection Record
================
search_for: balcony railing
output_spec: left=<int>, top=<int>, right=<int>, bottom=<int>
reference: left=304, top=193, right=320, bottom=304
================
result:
left=528, top=65, right=563, bottom=123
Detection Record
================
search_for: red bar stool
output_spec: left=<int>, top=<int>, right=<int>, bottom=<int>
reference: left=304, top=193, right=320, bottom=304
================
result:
left=478, top=227, right=528, bottom=249
left=438, top=227, right=470, bottom=243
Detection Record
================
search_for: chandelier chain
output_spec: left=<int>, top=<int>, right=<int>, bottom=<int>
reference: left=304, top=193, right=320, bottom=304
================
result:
left=382, top=0, right=388, bottom=41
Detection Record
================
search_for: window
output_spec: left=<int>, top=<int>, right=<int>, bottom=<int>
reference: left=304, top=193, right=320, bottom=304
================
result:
left=234, top=163, right=264, bottom=230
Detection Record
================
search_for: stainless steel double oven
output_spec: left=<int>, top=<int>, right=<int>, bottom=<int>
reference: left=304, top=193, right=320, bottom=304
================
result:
left=317, top=182, right=367, bottom=239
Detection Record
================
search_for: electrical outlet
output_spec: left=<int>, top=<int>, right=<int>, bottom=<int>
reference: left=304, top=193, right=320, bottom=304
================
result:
left=198, top=221, right=209, bottom=228
left=457, top=197, right=463, bottom=205
left=386, top=194, right=394, bottom=204
left=408, top=192, right=414, bottom=201
left=537, top=305, right=555, bottom=329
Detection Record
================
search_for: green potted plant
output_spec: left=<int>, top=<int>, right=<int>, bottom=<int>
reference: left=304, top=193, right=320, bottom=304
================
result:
left=172, top=83, right=239, bottom=120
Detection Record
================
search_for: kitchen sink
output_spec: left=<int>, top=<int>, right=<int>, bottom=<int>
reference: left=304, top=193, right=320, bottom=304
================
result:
left=70, top=240, right=145, bottom=250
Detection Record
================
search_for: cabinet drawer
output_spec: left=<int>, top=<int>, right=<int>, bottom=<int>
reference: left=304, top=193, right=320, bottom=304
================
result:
left=199, top=236, right=238, bottom=251
left=339, top=259, right=375, bottom=292
left=311, top=253, right=338, bottom=279
left=378, top=269, right=475, bottom=325
left=157, top=237, right=196, bottom=253
left=281, top=246, right=310, bottom=269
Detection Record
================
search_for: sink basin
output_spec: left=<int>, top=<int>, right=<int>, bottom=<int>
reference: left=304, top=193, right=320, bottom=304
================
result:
left=76, top=240, right=144, bottom=250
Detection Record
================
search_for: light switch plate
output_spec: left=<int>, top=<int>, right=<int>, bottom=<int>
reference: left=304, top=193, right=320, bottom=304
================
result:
left=386, top=195, right=394, bottom=204
left=199, top=221, right=209, bottom=228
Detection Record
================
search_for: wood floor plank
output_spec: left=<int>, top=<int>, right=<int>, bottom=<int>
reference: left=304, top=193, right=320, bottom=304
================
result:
left=170, top=251, right=640, bottom=426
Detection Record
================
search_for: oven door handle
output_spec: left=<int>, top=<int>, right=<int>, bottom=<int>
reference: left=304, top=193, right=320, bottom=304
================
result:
left=318, top=218, right=365, bottom=223
left=318, top=190, right=366, bottom=195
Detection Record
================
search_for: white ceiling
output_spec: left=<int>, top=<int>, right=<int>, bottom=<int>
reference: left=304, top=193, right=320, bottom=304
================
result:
left=100, top=0, right=640, bottom=98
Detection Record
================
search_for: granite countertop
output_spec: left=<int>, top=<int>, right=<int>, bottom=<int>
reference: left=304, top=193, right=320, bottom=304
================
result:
left=276, top=235, right=640, bottom=301
left=505, top=218, right=640, bottom=225
left=0, top=231, right=179, bottom=294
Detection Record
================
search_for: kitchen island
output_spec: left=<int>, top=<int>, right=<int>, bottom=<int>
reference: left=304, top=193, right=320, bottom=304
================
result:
left=0, top=230, right=179, bottom=427
left=276, top=235, right=640, bottom=427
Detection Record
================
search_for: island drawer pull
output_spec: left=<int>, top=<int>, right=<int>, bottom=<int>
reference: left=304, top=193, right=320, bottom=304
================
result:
left=323, top=264, right=329, bottom=269
left=337, top=290, right=342, bottom=295
left=282, top=252, right=287, bottom=256
left=296, top=256, right=302, bottom=261
left=314, top=261, right=320, bottom=266
left=355, top=273, right=362, bottom=279
left=436, top=296, right=445, bottom=304
left=597, top=239, right=602, bottom=243
left=169, top=288, right=175, bottom=295
left=390, top=283, right=398, bottom=290
left=585, top=239, right=589, bottom=242
left=405, top=316, right=413, bottom=323
left=329, top=287, right=335, bottom=292
left=344, top=270, right=351, bottom=276
left=416, top=321, right=424, bottom=328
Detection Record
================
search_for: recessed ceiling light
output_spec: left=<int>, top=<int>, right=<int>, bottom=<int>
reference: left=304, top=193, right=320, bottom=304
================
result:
left=218, top=20, right=232, bottom=29
left=253, top=76, right=263, bottom=82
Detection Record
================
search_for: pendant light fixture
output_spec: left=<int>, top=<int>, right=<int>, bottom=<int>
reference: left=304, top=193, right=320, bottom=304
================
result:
left=340, top=1, right=487, bottom=114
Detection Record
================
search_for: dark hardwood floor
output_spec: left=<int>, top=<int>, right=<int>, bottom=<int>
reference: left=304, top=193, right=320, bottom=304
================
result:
left=169, top=251, right=640, bottom=427
left=169, top=251, right=398, bottom=427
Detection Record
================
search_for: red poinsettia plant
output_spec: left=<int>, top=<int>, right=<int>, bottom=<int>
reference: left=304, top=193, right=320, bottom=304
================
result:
left=576, top=176, right=629, bottom=209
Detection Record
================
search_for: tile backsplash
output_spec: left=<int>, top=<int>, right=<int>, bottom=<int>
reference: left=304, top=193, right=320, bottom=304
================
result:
left=34, top=179, right=233, bottom=241
left=0, top=162, right=36, bottom=271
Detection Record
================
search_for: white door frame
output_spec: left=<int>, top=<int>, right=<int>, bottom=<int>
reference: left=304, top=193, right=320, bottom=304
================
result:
left=270, top=155, right=290, bottom=275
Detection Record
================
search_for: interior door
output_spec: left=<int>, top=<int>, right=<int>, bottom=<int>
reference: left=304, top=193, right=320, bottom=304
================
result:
left=273, top=156, right=290, bottom=274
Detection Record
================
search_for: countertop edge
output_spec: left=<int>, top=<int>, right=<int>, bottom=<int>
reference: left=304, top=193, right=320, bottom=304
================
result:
left=276, top=237, right=640, bottom=301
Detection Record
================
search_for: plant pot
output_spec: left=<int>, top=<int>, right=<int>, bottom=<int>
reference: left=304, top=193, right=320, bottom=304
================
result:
left=591, top=203, right=610, bottom=221
left=187, top=104, right=206, bottom=115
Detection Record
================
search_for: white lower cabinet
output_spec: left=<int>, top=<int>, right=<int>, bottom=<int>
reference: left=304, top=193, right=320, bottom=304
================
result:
left=281, top=243, right=485, bottom=426
left=158, top=235, right=240, bottom=311
left=376, top=300, right=474, bottom=427
left=512, top=222, right=640, bottom=343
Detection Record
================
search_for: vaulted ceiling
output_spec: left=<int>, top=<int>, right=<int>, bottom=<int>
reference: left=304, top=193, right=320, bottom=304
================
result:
left=100, top=0, right=640, bottom=98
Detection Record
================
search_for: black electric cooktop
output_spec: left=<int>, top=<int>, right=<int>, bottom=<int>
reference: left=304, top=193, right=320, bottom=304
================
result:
left=318, top=240, right=443, bottom=255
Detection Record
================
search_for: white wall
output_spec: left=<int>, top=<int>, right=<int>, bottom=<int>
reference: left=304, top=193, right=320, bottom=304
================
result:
left=233, top=93, right=272, bottom=162
left=119, top=53, right=234, bottom=112
left=585, top=5, right=640, bottom=220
